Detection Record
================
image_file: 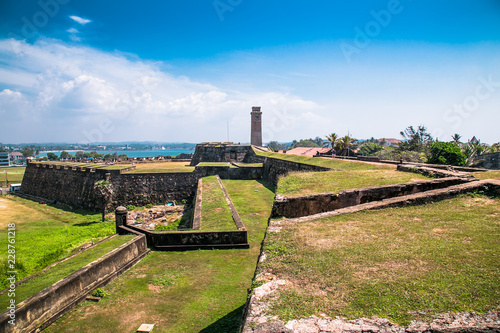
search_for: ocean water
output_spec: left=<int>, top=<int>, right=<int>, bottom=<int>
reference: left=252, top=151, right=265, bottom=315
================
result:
left=37, top=149, right=193, bottom=158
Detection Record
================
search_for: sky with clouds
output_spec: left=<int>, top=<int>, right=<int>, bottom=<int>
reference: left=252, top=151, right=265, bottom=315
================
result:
left=0, top=0, right=499, bottom=144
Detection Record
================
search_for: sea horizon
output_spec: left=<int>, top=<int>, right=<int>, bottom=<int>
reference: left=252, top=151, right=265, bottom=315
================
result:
left=37, top=148, right=194, bottom=158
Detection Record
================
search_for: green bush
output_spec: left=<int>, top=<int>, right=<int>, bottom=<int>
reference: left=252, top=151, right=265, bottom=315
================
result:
left=428, top=142, right=466, bottom=166
left=358, top=142, right=383, bottom=156
left=91, top=288, right=109, bottom=298
left=145, top=203, right=153, bottom=209
left=125, top=205, right=136, bottom=211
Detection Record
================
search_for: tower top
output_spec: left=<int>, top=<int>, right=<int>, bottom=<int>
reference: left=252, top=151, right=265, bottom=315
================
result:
left=251, top=106, right=261, bottom=112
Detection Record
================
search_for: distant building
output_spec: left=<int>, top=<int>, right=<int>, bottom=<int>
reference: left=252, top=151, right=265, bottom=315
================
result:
left=10, top=152, right=24, bottom=163
left=378, top=138, right=401, bottom=147
left=0, top=152, right=9, bottom=167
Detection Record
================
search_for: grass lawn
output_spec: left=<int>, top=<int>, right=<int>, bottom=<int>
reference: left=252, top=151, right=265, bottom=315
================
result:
left=278, top=169, right=430, bottom=196
left=46, top=180, right=275, bottom=333
left=472, top=170, right=500, bottom=180
left=125, top=161, right=195, bottom=173
left=200, top=176, right=236, bottom=231
left=253, top=148, right=395, bottom=171
left=0, top=166, right=25, bottom=186
left=263, top=194, right=500, bottom=325
left=0, top=234, right=135, bottom=309
left=0, top=196, right=115, bottom=289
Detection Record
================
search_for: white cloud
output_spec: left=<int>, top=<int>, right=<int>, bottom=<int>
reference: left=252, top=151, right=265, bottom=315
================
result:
left=0, top=38, right=323, bottom=143
left=69, top=16, right=91, bottom=25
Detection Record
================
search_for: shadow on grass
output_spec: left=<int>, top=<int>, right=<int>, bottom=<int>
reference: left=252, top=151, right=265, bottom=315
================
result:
left=199, top=305, right=245, bottom=333
left=257, top=180, right=276, bottom=194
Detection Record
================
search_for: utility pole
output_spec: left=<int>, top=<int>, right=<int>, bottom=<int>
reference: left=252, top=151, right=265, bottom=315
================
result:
left=227, top=121, right=229, bottom=142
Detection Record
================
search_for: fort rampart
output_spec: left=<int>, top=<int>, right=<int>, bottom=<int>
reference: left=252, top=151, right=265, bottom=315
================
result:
left=20, top=145, right=342, bottom=211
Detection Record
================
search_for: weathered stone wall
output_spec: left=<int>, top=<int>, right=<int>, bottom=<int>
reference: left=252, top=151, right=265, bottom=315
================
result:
left=476, top=152, right=500, bottom=170
left=271, top=177, right=471, bottom=218
left=263, top=157, right=331, bottom=187
left=0, top=234, right=148, bottom=333
left=195, top=165, right=263, bottom=180
left=122, top=224, right=248, bottom=251
left=190, top=143, right=255, bottom=166
left=20, top=163, right=109, bottom=211
left=111, top=172, right=199, bottom=207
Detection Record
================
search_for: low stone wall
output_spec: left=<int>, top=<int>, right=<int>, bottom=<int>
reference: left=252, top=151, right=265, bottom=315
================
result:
left=271, top=177, right=471, bottom=218
left=0, top=234, right=148, bottom=333
left=192, top=178, right=202, bottom=230
left=216, top=175, right=245, bottom=230
left=121, top=224, right=249, bottom=251
left=263, top=157, right=331, bottom=187
left=397, top=164, right=475, bottom=179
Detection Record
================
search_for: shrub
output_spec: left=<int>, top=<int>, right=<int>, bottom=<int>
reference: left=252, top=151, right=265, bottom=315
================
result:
left=358, top=142, right=383, bottom=156
left=428, top=142, right=466, bottom=166
left=125, top=205, right=136, bottom=211
left=91, top=288, right=108, bottom=298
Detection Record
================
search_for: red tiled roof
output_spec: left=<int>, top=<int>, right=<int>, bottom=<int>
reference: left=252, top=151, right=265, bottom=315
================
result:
left=286, top=147, right=332, bottom=157
left=378, top=138, right=401, bottom=144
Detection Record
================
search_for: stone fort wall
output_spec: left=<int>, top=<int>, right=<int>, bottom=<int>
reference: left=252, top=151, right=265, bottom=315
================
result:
left=20, top=145, right=336, bottom=211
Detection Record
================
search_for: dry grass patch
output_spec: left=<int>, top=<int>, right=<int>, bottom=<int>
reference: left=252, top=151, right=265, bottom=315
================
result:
left=127, top=161, right=194, bottom=173
left=472, top=170, right=500, bottom=180
left=263, top=194, right=500, bottom=325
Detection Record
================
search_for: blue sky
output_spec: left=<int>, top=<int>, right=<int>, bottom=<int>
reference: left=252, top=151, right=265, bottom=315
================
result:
left=0, top=0, right=499, bottom=144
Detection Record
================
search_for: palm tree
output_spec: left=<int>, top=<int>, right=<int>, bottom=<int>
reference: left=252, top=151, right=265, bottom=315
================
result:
left=94, top=180, right=113, bottom=222
left=338, top=135, right=355, bottom=156
left=324, top=133, right=339, bottom=149
left=451, top=133, right=461, bottom=144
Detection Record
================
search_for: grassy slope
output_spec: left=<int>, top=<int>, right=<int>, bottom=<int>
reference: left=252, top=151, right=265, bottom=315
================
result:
left=47, top=180, right=275, bottom=333
left=0, top=235, right=135, bottom=309
left=260, top=150, right=430, bottom=196
left=264, top=194, right=500, bottom=325
left=278, top=169, right=430, bottom=196
left=0, top=196, right=115, bottom=289
left=472, top=170, right=500, bottom=180
left=200, top=176, right=236, bottom=231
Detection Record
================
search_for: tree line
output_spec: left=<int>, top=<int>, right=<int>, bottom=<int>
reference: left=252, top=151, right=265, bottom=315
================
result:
left=266, top=125, right=500, bottom=167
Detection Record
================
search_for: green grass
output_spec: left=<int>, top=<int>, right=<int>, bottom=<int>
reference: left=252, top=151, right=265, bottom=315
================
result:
left=0, top=196, right=116, bottom=289
left=253, top=148, right=393, bottom=171
left=263, top=194, right=500, bottom=325
left=0, top=167, right=25, bottom=186
left=0, top=235, right=135, bottom=309
left=46, top=180, right=276, bottom=333
left=472, top=170, right=500, bottom=180
left=200, top=176, right=236, bottom=231
left=278, top=169, right=430, bottom=196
